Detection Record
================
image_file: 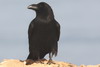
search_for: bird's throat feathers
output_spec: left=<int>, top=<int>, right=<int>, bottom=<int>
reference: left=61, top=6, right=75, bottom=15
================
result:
left=36, top=10, right=54, bottom=22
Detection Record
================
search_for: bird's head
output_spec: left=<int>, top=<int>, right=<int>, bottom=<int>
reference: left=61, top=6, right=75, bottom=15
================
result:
left=28, top=2, right=54, bottom=20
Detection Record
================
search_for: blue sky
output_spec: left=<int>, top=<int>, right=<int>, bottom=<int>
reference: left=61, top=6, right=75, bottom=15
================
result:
left=0, top=0, right=100, bottom=65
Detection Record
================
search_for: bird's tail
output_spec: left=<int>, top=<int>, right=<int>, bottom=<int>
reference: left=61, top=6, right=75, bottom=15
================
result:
left=51, top=43, right=58, bottom=57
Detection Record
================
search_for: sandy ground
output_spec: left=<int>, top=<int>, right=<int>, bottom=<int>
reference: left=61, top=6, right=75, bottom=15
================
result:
left=0, top=59, right=100, bottom=67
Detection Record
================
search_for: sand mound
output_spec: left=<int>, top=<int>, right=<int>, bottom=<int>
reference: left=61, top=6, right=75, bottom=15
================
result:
left=0, top=59, right=100, bottom=67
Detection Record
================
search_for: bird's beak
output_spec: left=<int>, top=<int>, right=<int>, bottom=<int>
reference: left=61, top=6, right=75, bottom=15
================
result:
left=27, top=4, right=38, bottom=10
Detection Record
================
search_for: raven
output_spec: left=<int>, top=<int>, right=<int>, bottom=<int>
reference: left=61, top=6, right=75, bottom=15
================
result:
left=27, top=2, right=60, bottom=64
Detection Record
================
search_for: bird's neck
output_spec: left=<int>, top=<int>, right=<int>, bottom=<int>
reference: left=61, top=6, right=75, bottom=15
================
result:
left=36, top=11, right=54, bottom=21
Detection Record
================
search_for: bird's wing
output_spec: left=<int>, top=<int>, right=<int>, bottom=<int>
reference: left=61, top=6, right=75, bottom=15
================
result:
left=55, top=21, right=60, bottom=41
left=28, top=23, right=34, bottom=45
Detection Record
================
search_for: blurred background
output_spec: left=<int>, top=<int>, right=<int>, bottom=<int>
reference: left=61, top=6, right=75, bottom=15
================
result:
left=0, top=0, right=100, bottom=65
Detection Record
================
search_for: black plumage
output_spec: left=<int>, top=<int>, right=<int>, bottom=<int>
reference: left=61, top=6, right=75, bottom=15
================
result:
left=27, top=2, right=60, bottom=62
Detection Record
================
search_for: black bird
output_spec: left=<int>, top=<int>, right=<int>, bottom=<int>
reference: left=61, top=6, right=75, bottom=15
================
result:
left=27, top=2, right=60, bottom=64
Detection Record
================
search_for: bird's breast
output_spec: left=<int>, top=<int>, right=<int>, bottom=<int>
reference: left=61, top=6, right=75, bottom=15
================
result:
left=33, top=22, right=57, bottom=39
